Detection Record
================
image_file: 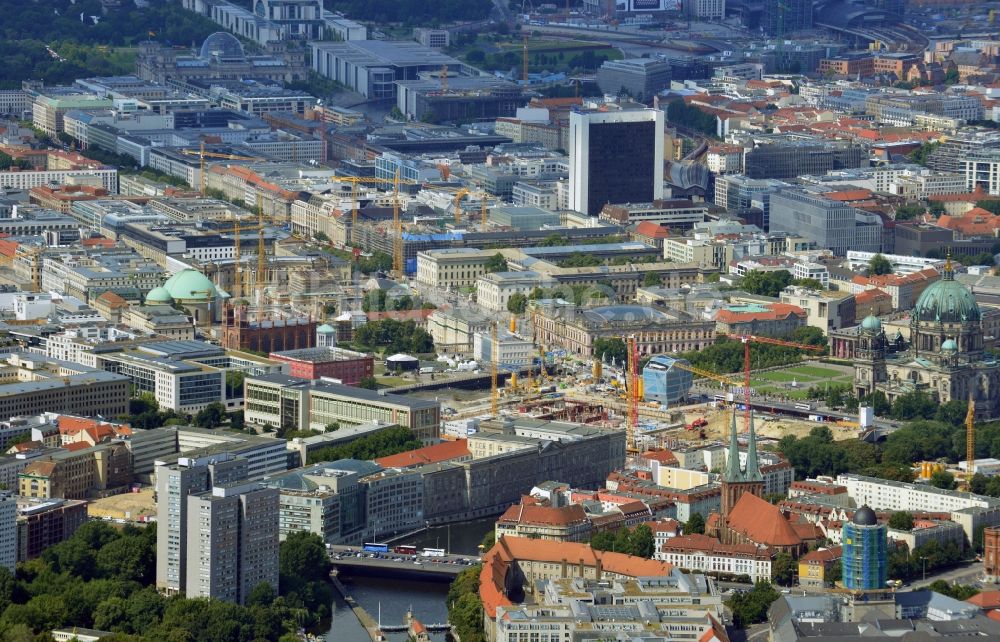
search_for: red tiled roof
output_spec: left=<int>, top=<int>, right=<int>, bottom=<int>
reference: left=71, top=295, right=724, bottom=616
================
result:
left=967, top=591, right=1000, bottom=609
left=479, top=537, right=672, bottom=618
left=799, top=546, right=842, bottom=563
left=661, top=533, right=772, bottom=560
left=936, top=208, right=1000, bottom=236
left=855, top=288, right=890, bottom=304
left=716, top=303, right=805, bottom=324
left=497, top=503, right=588, bottom=527
left=824, top=189, right=874, bottom=202
left=726, top=493, right=803, bottom=547
left=374, top=439, right=469, bottom=468
left=635, top=221, right=670, bottom=239
left=62, top=441, right=91, bottom=452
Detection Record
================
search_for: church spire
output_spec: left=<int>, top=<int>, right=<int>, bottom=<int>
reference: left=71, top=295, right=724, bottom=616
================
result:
left=724, top=409, right=744, bottom=482
left=743, top=411, right=763, bottom=482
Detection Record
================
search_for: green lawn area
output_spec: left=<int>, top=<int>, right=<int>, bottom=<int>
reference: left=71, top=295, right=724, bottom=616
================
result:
left=376, top=376, right=410, bottom=388
left=753, top=385, right=813, bottom=400
left=785, top=365, right=848, bottom=378
left=749, top=363, right=853, bottom=397
left=496, top=39, right=607, bottom=52
left=755, top=371, right=818, bottom=383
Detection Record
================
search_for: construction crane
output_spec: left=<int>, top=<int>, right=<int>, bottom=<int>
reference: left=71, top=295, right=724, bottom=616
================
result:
left=966, top=395, right=976, bottom=478
left=256, top=196, right=267, bottom=316
left=392, top=169, right=404, bottom=279
left=327, top=176, right=418, bottom=246
left=625, top=335, right=640, bottom=453
left=726, top=334, right=823, bottom=430
left=669, top=360, right=743, bottom=388
left=522, top=35, right=529, bottom=83
left=180, top=142, right=264, bottom=195
left=453, top=188, right=470, bottom=226
left=491, top=321, right=499, bottom=416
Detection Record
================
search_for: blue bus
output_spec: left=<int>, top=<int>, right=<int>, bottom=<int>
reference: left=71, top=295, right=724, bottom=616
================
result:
left=363, top=542, right=389, bottom=553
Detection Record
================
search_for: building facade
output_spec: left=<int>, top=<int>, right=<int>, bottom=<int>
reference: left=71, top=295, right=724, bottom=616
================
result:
left=569, top=107, right=664, bottom=216
left=841, top=506, right=888, bottom=591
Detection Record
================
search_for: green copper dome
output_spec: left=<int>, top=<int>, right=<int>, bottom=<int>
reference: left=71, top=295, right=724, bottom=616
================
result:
left=913, top=273, right=980, bottom=324
left=145, top=286, right=172, bottom=304
left=860, top=315, right=882, bottom=332
left=163, top=269, right=218, bottom=301
left=942, top=339, right=958, bottom=352
left=317, top=324, right=335, bottom=334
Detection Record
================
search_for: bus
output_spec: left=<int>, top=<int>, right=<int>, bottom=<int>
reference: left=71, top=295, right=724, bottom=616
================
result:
left=393, top=545, right=417, bottom=555
left=363, top=542, right=389, bottom=553
left=421, top=547, right=446, bottom=557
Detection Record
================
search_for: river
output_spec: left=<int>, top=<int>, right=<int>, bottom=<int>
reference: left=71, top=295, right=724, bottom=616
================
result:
left=323, top=518, right=495, bottom=641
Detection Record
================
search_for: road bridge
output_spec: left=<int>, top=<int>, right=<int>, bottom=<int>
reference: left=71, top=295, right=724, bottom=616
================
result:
left=328, top=545, right=476, bottom=579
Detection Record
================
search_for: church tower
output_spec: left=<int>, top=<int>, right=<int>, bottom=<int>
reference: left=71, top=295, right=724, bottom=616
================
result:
left=721, top=410, right=765, bottom=524
left=854, top=315, right=887, bottom=399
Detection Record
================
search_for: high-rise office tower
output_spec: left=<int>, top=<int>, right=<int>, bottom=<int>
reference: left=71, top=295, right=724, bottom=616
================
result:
left=155, top=455, right=249, bottom=594
left=763, top=0, right=813, bottom=37
left=569, top=105, right=664, bottom=216
left=185, top=482, right=280, bottom=604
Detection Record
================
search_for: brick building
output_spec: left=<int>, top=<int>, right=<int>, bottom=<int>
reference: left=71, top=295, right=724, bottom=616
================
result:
left=985, top=526, right=1000, bottom=583
left=222, top=307, right=317, bottom=353
left=268, top=346, right=374, bottom=385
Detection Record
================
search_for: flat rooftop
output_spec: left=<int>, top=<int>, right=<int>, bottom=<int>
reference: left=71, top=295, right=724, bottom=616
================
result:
left=310, top=40, right=461, bottom=68
left=270, top=346, right=370, bottom=363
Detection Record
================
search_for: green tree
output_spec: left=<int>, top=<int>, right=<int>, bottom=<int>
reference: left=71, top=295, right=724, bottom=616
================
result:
left=643, top=272, right=661, bottom=287
left=868, top=253, right=893, bottom=276
left=894, top=203, right=926, bottom=220
left=481, top=530, right=496, bottom=552
left=484, top=253, right=508, bottom=273
left=929, top=469, right=956, bottom=490
left=737, top=270, right=794, bottom=297
left=726, top=581, right=781, bottom=628
left=225, top=370, right=245, bottom=399
left=593, top=337, right=628, bottom=365
left=507, top=293, right=528, bottom=314
left=976, top=200, right=1000, bottom=215
left=936, top=399, right=969, bottom=427
left=630, top=525, right=655, bottom=558
left=887, top=511, right=914, bottom=531
left=772, top=552, right=795, bottom=586
left=684, top=512, right=705, bottom=535
left=358, top=375, right=378, bottom=390
left=860, top=390, right=891, bottom=416
left=314, top=231, right=330, bottom=243
left=891, top=391, right=937, bottom=421
left=193, top=402, right=226, bottom=429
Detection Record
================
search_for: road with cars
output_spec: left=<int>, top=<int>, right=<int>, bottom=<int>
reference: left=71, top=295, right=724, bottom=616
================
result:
left=327, top=544, right=480, bottom=577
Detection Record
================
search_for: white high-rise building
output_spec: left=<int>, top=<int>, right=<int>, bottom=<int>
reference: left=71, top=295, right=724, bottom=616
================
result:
left=0, top=492, right=15, bottom=572
left=569, top=106, right=664, bottom=216
left=185, top=482, right=280, bottom=605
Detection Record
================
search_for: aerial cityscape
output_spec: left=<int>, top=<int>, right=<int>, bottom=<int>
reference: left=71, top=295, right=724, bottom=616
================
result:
left=3, top=0, right=1000, bottom=641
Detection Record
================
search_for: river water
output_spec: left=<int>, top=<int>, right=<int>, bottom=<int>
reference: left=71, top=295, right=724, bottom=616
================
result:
left=322, top=518, right=496, bottom=641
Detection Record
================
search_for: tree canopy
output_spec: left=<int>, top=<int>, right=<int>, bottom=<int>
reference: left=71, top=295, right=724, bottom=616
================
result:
left=307, top=426, right=422, bottom=465
left=0, top=521, right=335, bottom=641
left=868, top=253, right=893, bottom=276
left=590, top=525, right=655, bottom=558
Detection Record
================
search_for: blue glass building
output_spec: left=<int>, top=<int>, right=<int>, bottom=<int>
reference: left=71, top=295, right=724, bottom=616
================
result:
left=842, top=505, right=888, bottom=590
left=642, top=355, right=693, bottom=407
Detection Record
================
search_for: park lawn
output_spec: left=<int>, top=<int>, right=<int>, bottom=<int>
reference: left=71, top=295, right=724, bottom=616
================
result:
left=752, top=384, right=813, bottom=400
left=375, top=376, right=410, bottom=388
left=754, top=371, right=819, bottom=383
left=785, top=365, right=849, bottom=379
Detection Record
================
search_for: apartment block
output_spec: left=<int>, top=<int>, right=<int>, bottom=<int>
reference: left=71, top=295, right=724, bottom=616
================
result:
left=185, top=482, right=279, bottom=605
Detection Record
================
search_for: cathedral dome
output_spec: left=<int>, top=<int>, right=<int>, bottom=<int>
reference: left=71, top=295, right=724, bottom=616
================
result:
left=860, top=315, right=882, bottom=332
left=942, top=339, right=958, bottom=352
left=913, top=274, right=980, bottom=325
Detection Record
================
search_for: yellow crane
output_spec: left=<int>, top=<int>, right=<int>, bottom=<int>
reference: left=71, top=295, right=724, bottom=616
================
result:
left=392, top=169, right=404, bottom=279
left=180, top=142, right=264, bottom=195
left=491, top=321, right=499, bottom=416
left=966, top=395, right=976, bottom=478
left=329, top=176, right=418, bottom=245
left=669, top=360, right=743, bottom=388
